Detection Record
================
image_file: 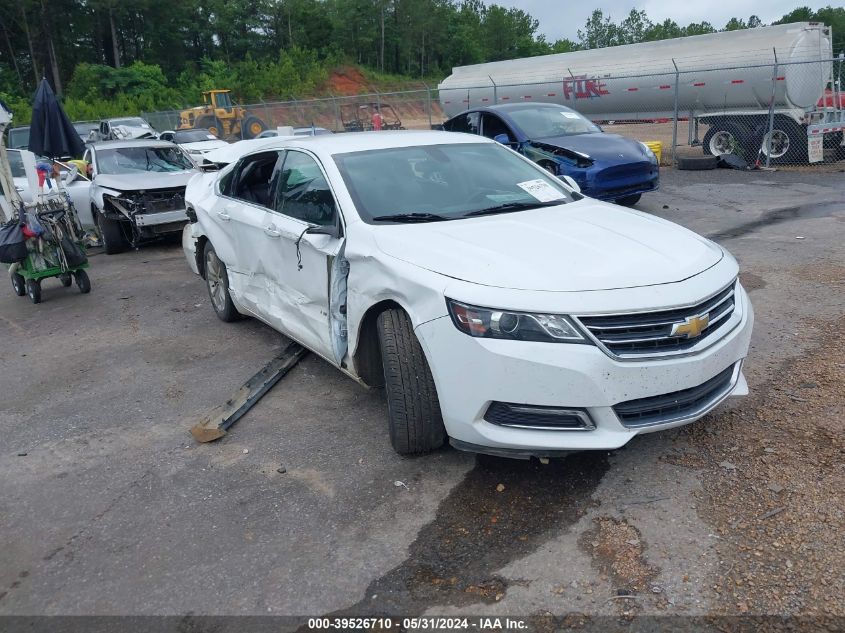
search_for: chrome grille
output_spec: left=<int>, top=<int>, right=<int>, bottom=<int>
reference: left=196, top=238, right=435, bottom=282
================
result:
left=613, top=363, right=739, bottom=428
left=576, top=282, right=737, bottom=359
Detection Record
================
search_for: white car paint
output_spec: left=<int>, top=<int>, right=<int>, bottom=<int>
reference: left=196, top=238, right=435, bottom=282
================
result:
left=86, top=140, right=197, bottom=238
left=158, top=130, right=228, bottom=156
left=183, top=130, right=753, bottom=456
left=3, top=149, right=94, bottom=228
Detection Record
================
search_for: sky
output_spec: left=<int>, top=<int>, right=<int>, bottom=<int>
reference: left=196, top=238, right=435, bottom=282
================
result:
left=486, top=1, right=837, bottom=42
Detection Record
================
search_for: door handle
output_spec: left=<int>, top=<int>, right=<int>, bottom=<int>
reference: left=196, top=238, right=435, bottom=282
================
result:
left=263, top=226, right=281, bottom=238
left=217, top=211, right=231, bottom=221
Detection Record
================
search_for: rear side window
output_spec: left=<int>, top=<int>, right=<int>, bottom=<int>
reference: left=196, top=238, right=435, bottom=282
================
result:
left=274, top=151, right=337, bottom=226
left=444, top=112, right=480, bottom=135
left=231, top=152, right=281, bottom=208
left=481, top=114, right=514, bottom=142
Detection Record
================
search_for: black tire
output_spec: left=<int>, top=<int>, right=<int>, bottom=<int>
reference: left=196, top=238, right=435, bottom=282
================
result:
left=11, top=272, right=26, bottom=296
left=616, top=194, right=642, bottom=207
left=59, top=273, right=73, bottom=287
left=242, top=115, right=267, bottom=139
left=196, top=115, right=225, bottom=139
left=702, top=121, right=758, bottom=160
left=677, top=155, right=718, bottom=171
left=26, top=278, right=41, bottom=304
left=75, top=270, right=91, bottom=294
left=755, top=118, right=809, bottom=165
left=376, top=309, right=446, bottom=455
left=99, top=214, right=128, bottom=255
left=203, top=242, right=241, bottom=322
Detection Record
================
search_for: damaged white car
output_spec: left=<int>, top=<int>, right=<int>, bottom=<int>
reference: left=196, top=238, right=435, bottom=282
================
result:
left=86, top=140, right=197, bottom=253
left=183, top=131, right=753, bottom=458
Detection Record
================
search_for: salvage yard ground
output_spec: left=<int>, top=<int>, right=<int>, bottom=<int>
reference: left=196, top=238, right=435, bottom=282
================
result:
left=1, top=167, right=844, bottom=627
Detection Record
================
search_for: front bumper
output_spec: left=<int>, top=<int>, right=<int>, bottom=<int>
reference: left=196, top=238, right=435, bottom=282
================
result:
left=415, top=285, right=753, bottom=454
left=182, top=223, right=200, bottom=275
left=134, top=209, right=189, bottom=227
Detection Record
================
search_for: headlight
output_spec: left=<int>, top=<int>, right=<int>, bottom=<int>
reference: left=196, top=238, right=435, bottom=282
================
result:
left=638, top=141, right=658, bottom=165
left=447, top=299, right=587, bottom=343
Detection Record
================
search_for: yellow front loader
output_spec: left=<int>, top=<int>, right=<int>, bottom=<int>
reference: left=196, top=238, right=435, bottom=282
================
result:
left=177, top=90, right=267, bottom=140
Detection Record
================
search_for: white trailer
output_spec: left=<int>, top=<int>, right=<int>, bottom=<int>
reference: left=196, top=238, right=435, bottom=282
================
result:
left=438, top=22, right=844, bottom=164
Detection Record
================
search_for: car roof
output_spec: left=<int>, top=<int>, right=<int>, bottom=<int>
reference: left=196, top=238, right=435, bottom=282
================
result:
left=256, top=130, right=493, bottom=154
left=90, top=139, right=175, bottom=150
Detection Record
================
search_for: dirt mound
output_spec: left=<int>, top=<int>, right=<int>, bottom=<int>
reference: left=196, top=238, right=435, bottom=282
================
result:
left=327, top=66, right=371, bottom=96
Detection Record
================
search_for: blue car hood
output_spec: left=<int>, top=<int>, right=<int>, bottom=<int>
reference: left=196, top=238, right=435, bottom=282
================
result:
left=532, top=132, right=646, bottom=162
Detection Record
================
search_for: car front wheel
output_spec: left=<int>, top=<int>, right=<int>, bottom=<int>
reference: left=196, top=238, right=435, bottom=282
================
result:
left=204, top=242, right=241, bottom=322
left=377, top=308, right=446, bottom=455
left=99, top=214, right=128, bottom=254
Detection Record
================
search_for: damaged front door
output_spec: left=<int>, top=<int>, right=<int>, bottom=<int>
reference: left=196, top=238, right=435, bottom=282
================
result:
left=258, top=149, right=347, bottom=365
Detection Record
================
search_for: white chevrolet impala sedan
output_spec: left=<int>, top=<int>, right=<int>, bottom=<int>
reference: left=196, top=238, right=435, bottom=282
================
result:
left=183, top=131, right=753, bottom=458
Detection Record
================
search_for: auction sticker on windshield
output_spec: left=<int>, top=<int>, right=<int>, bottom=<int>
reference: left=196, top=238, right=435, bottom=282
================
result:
left=517, top=179, right=565, bottom=202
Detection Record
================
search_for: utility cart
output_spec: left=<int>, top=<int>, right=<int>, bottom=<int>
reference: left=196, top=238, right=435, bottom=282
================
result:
left=1, top=82, right=92, bottom=304
left=9, top=198, right=91, bottom=304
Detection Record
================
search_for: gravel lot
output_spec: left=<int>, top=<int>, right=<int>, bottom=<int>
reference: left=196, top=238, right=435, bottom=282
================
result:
left=1, top=165, right=843, bottom=629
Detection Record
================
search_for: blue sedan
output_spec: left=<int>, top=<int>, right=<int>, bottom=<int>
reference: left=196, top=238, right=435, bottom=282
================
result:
left=442, top=103, right=659, bottom=206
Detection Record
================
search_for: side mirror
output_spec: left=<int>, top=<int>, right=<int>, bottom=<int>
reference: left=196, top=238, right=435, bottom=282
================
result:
left=63, top=166, right=79, bottom=185
left=560, top=175, right=581, bottom=193
left=493, top=134, right=510, bottom=145
left=306, top=223, right=340, bottom=240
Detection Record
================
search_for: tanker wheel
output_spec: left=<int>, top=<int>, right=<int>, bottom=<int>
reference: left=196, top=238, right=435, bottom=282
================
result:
left=702, top=122, right=757, bottom=160
left=757, top=118, right=809, bottom=165
left=242, top=116, right=267, bottom=139
left=196, top=115, right=225, bottom=139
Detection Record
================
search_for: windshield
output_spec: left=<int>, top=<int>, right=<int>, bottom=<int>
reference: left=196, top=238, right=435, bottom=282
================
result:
left=173, top=129, right=219, bottom=143
left=8, top=127, right=30, bottom=149
left=96, top=146, right=193, bottom=174
left=110, top=118, right=150, bottom=128
left=508, top=107, right=601, bottom=138
left=334, top=142, right=574, bottom=223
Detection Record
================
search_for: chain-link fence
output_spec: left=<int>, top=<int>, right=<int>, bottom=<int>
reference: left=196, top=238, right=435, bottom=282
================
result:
left=143, top=55, right=845, bottom=168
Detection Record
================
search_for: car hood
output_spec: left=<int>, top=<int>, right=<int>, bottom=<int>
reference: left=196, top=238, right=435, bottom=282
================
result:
left=532, top=132, right=647, bottom=162
left=372, top=200, right=723, bottom=291
left=94, top=171, right=195, bottom=192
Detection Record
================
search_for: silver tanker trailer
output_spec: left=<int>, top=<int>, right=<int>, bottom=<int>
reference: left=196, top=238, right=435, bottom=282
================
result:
left=438, top=22, right=844, bottom=164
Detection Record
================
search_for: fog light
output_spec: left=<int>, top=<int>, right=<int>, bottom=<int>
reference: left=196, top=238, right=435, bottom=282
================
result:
left=484, top=402, right=595, bottom=430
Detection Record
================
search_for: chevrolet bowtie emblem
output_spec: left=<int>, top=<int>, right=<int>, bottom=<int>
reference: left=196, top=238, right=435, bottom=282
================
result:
left=671, top=314, right=710, bottom=339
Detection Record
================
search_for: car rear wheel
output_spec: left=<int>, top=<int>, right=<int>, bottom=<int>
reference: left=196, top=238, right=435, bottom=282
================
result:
left=616, top=194, right=641, bottom=207
left=377, top=308, right=446, bottom=455
left=204, top=242, right=241, bottom=322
